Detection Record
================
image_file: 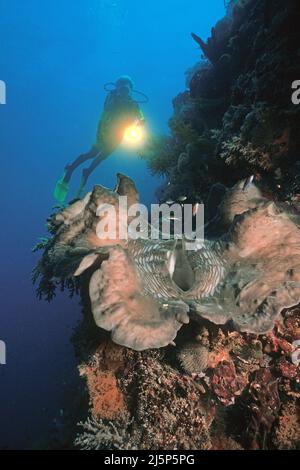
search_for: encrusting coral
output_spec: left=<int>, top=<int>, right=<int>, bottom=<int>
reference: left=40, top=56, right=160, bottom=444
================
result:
left=273, top=399, right=300, bottom=450
left=69, top=319, right=299, bottom=450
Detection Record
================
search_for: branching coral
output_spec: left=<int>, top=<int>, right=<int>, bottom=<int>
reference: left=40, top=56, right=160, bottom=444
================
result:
left=220, top=136, right=273, bottom=172
left=218, top=103, right=290, bottom=176
left=139, top=135, right=175, bottom=175
left=75, top=416, right=137, bottom=450
left=169, top=117, right=199, bottom=147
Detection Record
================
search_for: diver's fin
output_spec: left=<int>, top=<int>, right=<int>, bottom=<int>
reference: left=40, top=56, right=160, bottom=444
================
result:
left=54, top=173, right=69, bottom=203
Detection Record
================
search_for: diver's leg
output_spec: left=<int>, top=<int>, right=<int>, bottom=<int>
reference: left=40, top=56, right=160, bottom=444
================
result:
left=82, top=153, right=108, bottom=185
left=64, top=146, right=99, bottom=183
left=76, top=153, right=109, bottom=198
left=54, top=146, right=101, bottom=203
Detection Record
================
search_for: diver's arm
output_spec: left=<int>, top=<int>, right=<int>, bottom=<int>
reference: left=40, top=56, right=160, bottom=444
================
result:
left=131, top=100, right=145, bottom=124
left=137, top=109, right=145, bottom=125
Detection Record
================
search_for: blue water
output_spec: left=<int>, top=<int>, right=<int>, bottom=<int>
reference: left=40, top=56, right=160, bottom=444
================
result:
left=0, top=0, right=225, bottom=448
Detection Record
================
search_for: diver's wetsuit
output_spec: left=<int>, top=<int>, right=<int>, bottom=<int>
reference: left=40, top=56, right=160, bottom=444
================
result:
left=64, top=90, right=144, bottom=186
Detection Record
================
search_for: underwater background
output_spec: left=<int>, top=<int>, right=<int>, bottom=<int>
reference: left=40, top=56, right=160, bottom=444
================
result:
left=0, top=0, right=225, bottom=449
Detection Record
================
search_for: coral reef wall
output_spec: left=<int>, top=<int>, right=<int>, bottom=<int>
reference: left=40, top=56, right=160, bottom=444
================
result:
left=34, top=0, right=300, bottom=450
left=141, top=0, right=300, bottom=205
left=73, top=0, right=299, bottom=450
left=70, top=273, right=300, bottom=450
left=34, top=178, right=300, bottom=450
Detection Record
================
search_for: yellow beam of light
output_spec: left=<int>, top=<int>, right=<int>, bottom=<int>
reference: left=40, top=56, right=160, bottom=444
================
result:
left=123, top=122, right=146, bottom=147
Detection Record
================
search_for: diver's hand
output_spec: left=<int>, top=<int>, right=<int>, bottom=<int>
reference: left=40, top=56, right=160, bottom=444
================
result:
left=139, top=119, right=145, bottom=126
left=135, top=118, right=145, bottom=127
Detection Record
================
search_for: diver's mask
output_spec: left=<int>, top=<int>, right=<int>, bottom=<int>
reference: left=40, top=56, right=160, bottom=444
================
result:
left=116, top=84, right=131, bottom=98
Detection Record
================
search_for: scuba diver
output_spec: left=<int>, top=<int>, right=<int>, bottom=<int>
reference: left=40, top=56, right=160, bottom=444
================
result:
left=54, top=75, right=147, bottom=203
